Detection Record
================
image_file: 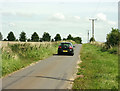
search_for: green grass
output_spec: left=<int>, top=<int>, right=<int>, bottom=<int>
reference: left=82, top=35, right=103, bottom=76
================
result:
left=2, top=42, right=59, bottom=77
left=72, top=44, right=118, bottom=89
left=1, top=40, right=76, bottom=77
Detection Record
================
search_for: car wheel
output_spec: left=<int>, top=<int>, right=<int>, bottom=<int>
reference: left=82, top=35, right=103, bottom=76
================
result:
left=71, top=53, right=74, bottom=56
left=58, top=52, right=61, bottom=55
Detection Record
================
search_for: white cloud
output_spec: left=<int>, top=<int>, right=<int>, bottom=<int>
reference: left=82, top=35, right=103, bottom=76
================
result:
left=96, top=13, right=107, bottom=21
left=51, top=13, right=82, bottom=22
left=96, top=13, right=117, bottom=26
left=53, top=13, right=65, bottom=20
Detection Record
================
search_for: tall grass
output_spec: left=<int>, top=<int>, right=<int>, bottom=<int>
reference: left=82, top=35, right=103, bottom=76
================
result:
left=1, top=42, right=59, bottom=77
left=72, top=44, right=118, bottom=89
left=1, top=40, right=76, bottom=77
left=90, top=41, right=118, bottom=54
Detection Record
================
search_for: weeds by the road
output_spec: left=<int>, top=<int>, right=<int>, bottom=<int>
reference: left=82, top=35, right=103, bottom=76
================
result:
left=1, top=40, right=76, bottom=77
left=2, top=42, right=59, bottom=77
left=90, top=41, right=118, bottom=54
left=72, top=44, right=118, bottom=89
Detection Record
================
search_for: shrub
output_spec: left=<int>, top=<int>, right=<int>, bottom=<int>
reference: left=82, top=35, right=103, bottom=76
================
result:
left=108, top=46, right=118, bottom=54
left=106, top=28, right=120, bottom=48
left=90, top=37, right=95, bottom=42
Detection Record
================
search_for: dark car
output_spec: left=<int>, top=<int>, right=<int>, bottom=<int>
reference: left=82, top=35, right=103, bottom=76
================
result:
left=58, top=42, right=74, bottom=55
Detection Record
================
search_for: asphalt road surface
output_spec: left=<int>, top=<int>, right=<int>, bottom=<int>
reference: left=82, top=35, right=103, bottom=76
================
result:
left=2, top=44, right=82, bottom=90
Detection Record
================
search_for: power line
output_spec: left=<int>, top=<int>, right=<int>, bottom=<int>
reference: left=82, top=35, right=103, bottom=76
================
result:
left=91, top=0, right=101, bottom=17
left=92, top=1, right=117, bottom=17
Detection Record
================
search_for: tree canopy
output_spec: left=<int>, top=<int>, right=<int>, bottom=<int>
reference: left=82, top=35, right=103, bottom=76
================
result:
left=51, top=39, right=54, bottom=42
left=7, top=31, right=16, bottom=41
left=73, top=37, right=82, bottom=44
left=90, top=37, right=95, bottom=42
left=0, top=32, right=3, bottom=41
left=3, top=31, right=83, bottom=43
left=67, top=34, right=73, bottom=40
left=106, top=28, right=120, bottom=47
left=19, top=31, right=27, bottom=42
left=42, top=32, right=51, bottom=42
left=63, top=38, right=67, bottom=41
left=31, top=32, right=39, bottom=42
left=54, top=34, right=61, bottom=41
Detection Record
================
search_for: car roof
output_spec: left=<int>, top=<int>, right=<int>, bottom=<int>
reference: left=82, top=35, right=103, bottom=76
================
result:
left=60, top=42, right=72, bottom=44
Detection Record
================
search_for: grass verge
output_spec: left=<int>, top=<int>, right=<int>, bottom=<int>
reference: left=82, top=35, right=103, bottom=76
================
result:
left=1, top=40, right=76, bottom=77
left=1, top=42, right=59, bottom=77
left=72, top=43, right=118, bottom=89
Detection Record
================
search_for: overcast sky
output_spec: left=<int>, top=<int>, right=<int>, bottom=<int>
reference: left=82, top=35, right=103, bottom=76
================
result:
left=0, top=0, right=119, bottom=43
left=0, top=0, right=119, bottom=2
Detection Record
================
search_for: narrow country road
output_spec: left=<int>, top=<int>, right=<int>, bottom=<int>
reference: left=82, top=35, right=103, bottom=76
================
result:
left=2, top=44, right=82, bottom=90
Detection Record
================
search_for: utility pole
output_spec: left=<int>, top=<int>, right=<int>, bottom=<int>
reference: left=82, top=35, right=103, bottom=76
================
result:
left=89, top=19, right=97, bottom=38
left=87, top=30, right=90, bottom=43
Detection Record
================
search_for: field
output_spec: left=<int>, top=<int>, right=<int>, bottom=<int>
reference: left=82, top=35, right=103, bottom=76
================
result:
left=72, top=43, right=118, bottom=89
left=1, top=41, right=76, bottom=77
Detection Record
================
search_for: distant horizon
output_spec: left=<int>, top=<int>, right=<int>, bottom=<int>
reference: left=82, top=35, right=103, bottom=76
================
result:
left=1, top=31, right=83, bottom=41
left=1, top=0, right=118, bottom=43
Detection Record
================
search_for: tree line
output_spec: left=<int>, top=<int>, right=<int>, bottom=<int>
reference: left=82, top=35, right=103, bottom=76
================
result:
left=0, top=31, right=82, bottom=44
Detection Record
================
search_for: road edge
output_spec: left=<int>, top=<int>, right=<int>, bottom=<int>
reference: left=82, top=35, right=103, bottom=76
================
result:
left=67, top=44, right=82, bottom=89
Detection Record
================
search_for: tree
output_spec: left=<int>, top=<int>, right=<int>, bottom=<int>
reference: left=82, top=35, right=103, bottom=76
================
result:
left=16, top=39, right=18, bottom=41
left=27, top=38, right=31, bottom=42
left=67, top=34, right=73, bottom=40
left=7, top=31, right=16, bottom=41
left=0, top=32, right=3, bottom=41
left=31, top=32, right=39, bottom=42
left=73, top=37, right=82, bottom=44
left=19, top=31, right=27, bottom=42
left=3, top=39, right=7, bottom=41
left=106, top=28, right=120, bottom=47
left=63, top=38, right=67, bottom=41
left=40, top=38, right=43, bottom=42
left=51, top=39, right=54, bottom=42
left=90, top=37, right=95, bottom=42
left=42, top=32, right=51, bottom=42
left=54, top=34, right=61, bottom=41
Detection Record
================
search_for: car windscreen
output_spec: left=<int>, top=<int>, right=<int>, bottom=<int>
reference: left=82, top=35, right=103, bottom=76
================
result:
left=61, top=43, right=72, bottom=47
